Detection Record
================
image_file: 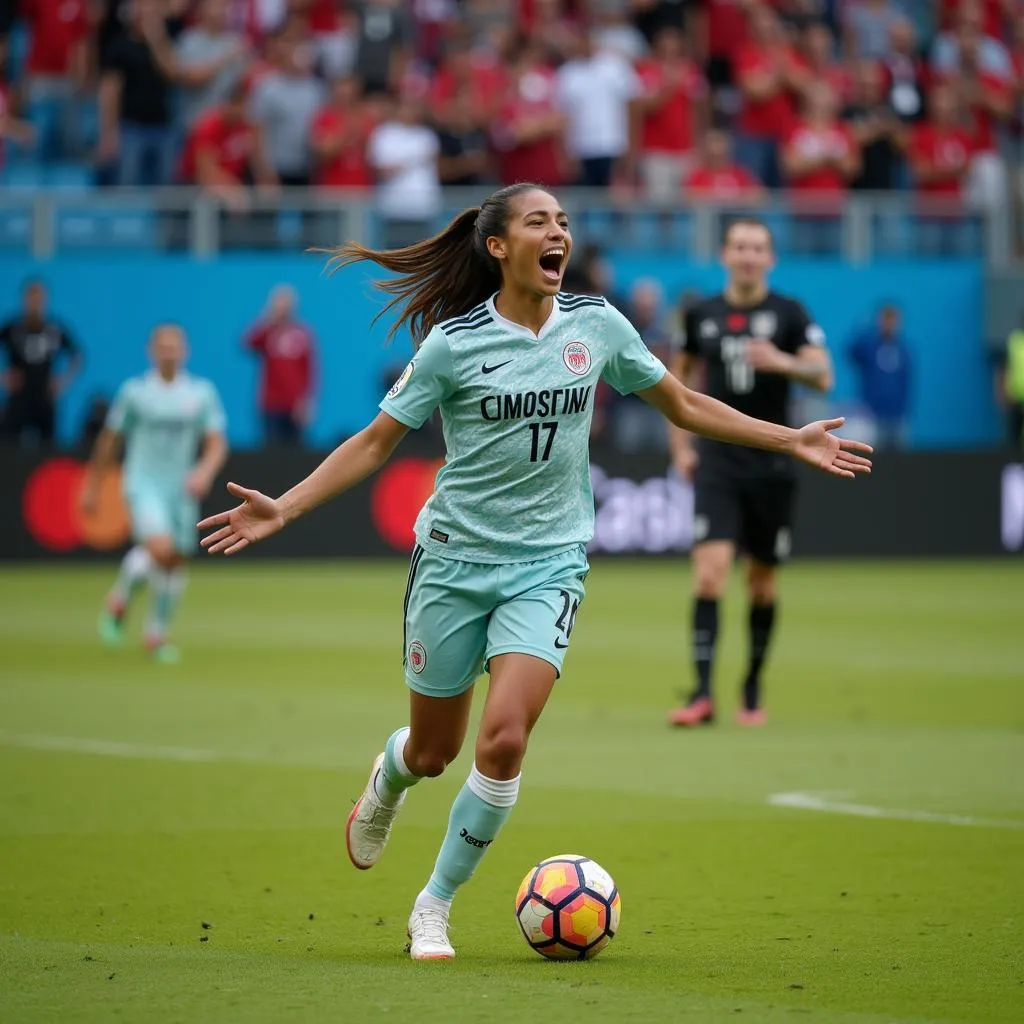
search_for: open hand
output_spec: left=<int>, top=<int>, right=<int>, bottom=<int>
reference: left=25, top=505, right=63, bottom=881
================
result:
left=792, top=417, right=873, bottom=479
left=198, top=482, right=286, bottom=555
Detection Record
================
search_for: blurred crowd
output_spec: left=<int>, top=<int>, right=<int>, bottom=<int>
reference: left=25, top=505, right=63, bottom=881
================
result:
left=1, top=0, right=1023, bottom=226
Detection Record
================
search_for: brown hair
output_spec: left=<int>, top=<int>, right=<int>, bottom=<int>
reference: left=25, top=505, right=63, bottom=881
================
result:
left=325, top=182, right=550, bottom=344
left=722, top=217, right=774, bottom=249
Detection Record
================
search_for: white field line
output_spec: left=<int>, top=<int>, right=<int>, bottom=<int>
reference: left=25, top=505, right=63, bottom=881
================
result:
left=768, top=790, right=1024, bottom=830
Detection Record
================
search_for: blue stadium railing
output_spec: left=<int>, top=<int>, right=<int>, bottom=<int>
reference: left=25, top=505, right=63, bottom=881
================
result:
left=0, top=188, right=1011, bottom=266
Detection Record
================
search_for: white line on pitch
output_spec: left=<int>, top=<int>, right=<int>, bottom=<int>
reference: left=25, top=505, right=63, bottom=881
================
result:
left=768, top=791, right=1024, bottom=830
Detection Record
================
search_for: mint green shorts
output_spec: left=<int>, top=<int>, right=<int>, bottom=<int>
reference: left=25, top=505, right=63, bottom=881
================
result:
left=402, top=544, right=590, bottom=698
left=124, top=481, right=198, bottom=555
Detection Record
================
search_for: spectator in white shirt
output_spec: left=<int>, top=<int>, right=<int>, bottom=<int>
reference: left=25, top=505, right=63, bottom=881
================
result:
left=931, top=0, right=1013, bottom=79
left=250, top=27, right=325, bottom=186
left=556, top=31, right=641, bottom=187
left=175, top=0, right=249, bottom=129
left=368, top=95, right=441, bottom=248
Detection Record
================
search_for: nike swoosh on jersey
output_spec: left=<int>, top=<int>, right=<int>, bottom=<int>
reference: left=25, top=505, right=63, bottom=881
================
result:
left=481, top=360, right=513, bottom=374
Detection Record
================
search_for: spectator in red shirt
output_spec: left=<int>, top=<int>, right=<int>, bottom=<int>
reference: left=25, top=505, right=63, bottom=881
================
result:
left=910, top=82, right=983, bottom=253
left=693, top=0, right=752, bottom=90
left=635, top=26, right=708, bottom=203
left=244, top=284, right=317, bottom=447
left=491, top=39, right=568, bottom=187
left=430, top=35, right=506, bottom=127
left=908, top=82, right=975, bottom=199
left=180, top=82, right=276, bottom=209
left=22, top=0, right=90, bottom=160
left=782, top=81, right=860, bottom=252
left=310, top=75, right=374, bottom=189
left=734, top=3, right=807, bottom=187
left=685, top=127, right=765, bottom=203
left=798, top=22, right=851, bottom=104
left=782, top=81, right=860, bottom=195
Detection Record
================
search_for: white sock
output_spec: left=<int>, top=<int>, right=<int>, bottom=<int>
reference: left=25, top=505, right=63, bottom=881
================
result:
left=466, top=764, right=520, bottom=807
left=111, top=545, right=151, bottom=607
left=414, top=888, right=453, bottom=914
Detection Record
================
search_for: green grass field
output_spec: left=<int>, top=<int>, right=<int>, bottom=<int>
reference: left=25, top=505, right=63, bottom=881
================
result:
left=1, top=559, right=1022, bottom=1023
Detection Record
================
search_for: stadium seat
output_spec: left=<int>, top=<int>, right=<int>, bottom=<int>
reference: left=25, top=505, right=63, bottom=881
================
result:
left=46, top=164, right=95, bottom=190
left=0, top=159, right=46, bottom=190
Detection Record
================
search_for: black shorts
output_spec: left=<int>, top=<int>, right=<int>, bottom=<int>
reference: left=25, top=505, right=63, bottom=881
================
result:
left=693, top=469, right=796, bottom=565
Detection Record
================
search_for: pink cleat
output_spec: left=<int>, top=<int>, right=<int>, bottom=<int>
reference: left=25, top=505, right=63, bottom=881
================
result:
left=735, top=708, right=767, bottom=727
left=668, top=697, right=715, bottom=727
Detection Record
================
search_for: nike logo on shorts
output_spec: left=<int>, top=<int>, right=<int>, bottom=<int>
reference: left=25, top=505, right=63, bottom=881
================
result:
left=554, top=638, right=569, bottom=649
left=481, top=360, right=513, bottom=374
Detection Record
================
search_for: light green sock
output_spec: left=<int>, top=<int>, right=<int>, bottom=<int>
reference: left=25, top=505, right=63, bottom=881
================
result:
left=424, top=765, right=520, bottom=903
left=110, top=545, right=151, bottom=610
left=145, top=567, right=186, bottom=642
left=374, top=727, right=419, bottom=806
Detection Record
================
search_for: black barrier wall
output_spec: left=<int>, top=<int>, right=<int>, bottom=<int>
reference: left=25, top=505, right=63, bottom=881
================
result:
left=3, top=447, right=1022, bottom=561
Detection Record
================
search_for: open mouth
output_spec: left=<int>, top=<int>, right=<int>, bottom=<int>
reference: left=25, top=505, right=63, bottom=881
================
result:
left=538, top=246, right=566, bottom=283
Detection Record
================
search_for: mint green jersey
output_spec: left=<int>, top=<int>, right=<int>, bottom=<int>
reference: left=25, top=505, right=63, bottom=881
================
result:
left=380, top=293, right=666, bottom=563
left=107, top=371, right=226, bottom=487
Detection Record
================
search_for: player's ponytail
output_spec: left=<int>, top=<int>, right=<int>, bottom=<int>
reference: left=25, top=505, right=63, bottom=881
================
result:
left=326, top=182, right=546, bottom=344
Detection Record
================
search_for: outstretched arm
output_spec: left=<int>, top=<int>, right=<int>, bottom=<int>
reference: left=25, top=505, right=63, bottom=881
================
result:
left=639, top=371, right=871, bottom=479
left=80, top=428, right=121, bottom=512
left=199, top=412, right=408, bottom=554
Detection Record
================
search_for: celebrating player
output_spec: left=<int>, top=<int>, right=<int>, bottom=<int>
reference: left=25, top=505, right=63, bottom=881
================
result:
left=668, top=219, right=833, bottom=728
left=81, top=325, right=228, bottom=663
left=198, top=185, right=870, bottom=960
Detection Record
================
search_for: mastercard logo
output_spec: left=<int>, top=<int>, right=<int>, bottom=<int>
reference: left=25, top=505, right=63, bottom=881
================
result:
left=370, top=457, right=443, bottom=552
left=23, top=458, right=131, bottom=552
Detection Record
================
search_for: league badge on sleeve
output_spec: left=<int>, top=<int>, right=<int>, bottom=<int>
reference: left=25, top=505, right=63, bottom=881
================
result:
left=387, top=362, right=415, bottom=399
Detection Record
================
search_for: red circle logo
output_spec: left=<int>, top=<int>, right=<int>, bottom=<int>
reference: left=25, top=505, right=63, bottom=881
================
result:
left=22, top=458, right=131, bottom=552
left=370, top=457, right=443, bottom=551
left=408, top=639, right=427, bottom=674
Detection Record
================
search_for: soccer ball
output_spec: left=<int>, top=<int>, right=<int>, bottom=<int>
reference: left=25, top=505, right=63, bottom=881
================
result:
left=515, top=854, right=621, bottom=960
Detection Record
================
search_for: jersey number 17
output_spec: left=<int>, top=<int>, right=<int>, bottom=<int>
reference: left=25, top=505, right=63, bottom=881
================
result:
left=528, top=421, right=559, bottom=462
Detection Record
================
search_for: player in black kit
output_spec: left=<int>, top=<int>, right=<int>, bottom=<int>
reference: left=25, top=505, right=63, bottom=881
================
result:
left=668, top=219, right=834, bottom=727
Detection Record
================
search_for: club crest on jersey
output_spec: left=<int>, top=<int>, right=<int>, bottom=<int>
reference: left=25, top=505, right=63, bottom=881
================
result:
left=387, top=362, right=414, bottom=399
left=750, top=311, right=778, bottom=338
left=408, top=639, right=427, bottom=674
left=563, top=341, right=592, bottom=375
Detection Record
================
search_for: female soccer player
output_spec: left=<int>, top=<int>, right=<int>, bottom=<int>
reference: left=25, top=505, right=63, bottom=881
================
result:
left=198, top=183, right=871, bottom=960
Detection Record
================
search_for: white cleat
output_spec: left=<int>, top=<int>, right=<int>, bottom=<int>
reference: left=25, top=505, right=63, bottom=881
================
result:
left=407, top=906, right=455, bottom=961
left=346, top=753, right=406, bottom=870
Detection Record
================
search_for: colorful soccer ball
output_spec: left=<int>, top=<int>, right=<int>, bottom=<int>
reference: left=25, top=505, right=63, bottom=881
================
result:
left=515, top=854, right=621, bottom=960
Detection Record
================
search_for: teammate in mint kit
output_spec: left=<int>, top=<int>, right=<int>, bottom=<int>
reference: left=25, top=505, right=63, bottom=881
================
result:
left=199, top=184, right=872, bottom=960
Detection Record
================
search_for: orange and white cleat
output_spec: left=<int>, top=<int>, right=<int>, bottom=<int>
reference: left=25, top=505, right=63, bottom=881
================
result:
left=668, top=696, right=715, bottom=727
left=735, top=707, right=767, bottom=727
left=346, top=753, right=405, bottom=870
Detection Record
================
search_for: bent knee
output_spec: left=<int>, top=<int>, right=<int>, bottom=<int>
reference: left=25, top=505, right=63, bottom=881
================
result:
left=477, top=724, right=529, bottom=776
left=405, top=752, right=449, bottom=778
left=146, top=536, right=179, bottom=568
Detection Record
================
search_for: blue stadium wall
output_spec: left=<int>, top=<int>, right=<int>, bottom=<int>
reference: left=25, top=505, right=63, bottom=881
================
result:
left=0, top=256, right=996, bottom=449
